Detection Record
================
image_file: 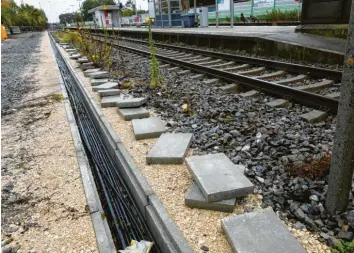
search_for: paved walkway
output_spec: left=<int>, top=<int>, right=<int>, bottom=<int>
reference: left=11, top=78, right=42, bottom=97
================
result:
left=1, top=32, right=98, bottom=252
left=114, top=26, right=346, bottom=54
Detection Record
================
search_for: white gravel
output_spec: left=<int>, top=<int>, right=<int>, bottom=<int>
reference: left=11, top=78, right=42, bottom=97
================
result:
left=1, top=32, right=98, bottom=252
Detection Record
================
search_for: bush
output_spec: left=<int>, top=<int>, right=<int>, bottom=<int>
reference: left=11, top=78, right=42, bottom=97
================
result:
left=286, top=152, right=331, bottom=180
left=57, top=28, right=113, bottom=70
left=331, top=239, right=354, bottom=253
left=258, top=9, right=298, bottom=22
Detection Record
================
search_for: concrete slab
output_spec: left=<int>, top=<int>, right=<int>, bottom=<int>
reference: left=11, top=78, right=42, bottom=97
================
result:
left=167, top=66, right=179, bottom=71
left=190, top=57, right=211, bottom=63
left=92, top=82, right=118, bottom=92
left=190, top=74, right=204, bottom=80
left=87, top=71, right=110, bottom=79
left=239, top=90, right=260, bottom=98
left=70, top=54, right=81, bottom=59
left=296, top=79, right=334, bottom=92
left=299, top=110, right=327, bottom=123
left=213, top=62, right=234, bottom=69
left=266, top=99, right=289, bottom=108
left=185, top=153, right=254, bottom=202
left=177, top=70, right=191, bottom=76
left=82, top=62, right=94, bottom=67
left=222, top=208, right=306, bottom=253
left=81, top=62, right=94, bottom=68
left=160, top=64, right=171, bottom=69
left=326, top=92, right=340, bottom=99
left=276, top=74, right=307, bottom=85
left=203, top=79, right=219, bottom=85
left=175, top=54, right=193, bottom=59
left=257, top=70, right=286, bottom=80
left=81, top=64, right=95, bottom=70
left=98, top=89, right=121, bottom=97
left=132, top=117, right=165, bottom=140
left=83, top=68, right=101, bottom=77
left=220, top=84, right=240, bottom=93
left=91, top=79, right=110, bottom=86
left=100, top=95, right=123, bottom=108
left=77, top=57, right=89, bottom=63
left=146, top=133, right=193, bottom=164
left=185, top=183, right=236, bottom=213
left=224, top=64, right=249, bottom=71
left=116, top=96, right=147, bottom=108
left=238, top=67, right=265, bottom=76
left=117, top=107, right=150, bottom=121
left=199, top=59, right=222, bottom=66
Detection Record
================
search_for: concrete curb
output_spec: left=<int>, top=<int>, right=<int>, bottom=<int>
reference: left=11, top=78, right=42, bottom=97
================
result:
left=49, top=34, right=116, bottom=253
left=52, top=35, right=193, bottom=253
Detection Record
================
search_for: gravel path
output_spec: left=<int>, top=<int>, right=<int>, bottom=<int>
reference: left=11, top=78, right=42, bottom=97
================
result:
left=1, top=33, right=41, bottom=112
left=1, top=32, right=98, bottom=252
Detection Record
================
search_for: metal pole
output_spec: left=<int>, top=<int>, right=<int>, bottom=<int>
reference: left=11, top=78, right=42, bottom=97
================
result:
left=325, top=3, right=354, bottom=215
left=168, top=0, right=172, bottom=27
left=159, top=0, right=163, bottom=27
left=251, top=0, right=254, bottom=16
left=215, top=0, right=218, bottom=27
left=230, top=0, right=234, bottom=27
left=194, top=0, right=197, bottom=26
left=178, top=0, right=184, bottom=27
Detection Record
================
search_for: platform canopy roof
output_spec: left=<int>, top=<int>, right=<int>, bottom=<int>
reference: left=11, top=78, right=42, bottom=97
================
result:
left=88, top=5, right=120, bottom=14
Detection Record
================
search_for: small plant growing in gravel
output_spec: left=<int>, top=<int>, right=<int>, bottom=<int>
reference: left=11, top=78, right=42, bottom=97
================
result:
left=286, top=152, right=331, bottom=180
left=148, top=20, right=162, bottom=89
left=182, top=88, right=193, bottom=116
left=224, top=114, right=233, bottom=122
left=78, top=28, right=113, bottom=70
left=52, top=93, right=63, bottom=102
left=120, top=80, right=133, bottom=89
left=330, top=239, right=354, bottom=253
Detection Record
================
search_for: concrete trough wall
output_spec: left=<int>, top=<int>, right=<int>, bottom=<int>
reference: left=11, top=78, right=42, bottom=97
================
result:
left=92, top=28, right=344, bottom=65
left=51, top=34, right=193, bottom=253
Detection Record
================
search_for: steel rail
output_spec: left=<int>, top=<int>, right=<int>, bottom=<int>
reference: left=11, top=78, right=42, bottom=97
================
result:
left=91, top=33, right=343, bottom=81
left=100, top=37, right=339, bottom=113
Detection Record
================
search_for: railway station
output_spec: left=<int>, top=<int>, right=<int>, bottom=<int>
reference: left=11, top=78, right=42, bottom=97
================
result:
left=1, top=0, right=354, bottom=252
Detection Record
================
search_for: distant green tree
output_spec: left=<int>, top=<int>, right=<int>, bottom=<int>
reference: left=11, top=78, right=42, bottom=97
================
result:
left=121, top=9, right=134, bottom=17
left=81, top=0, right=115, bottom=21
left=59, top=12, right=82, bottom=24
left=1, top=0, right=47, bottom=27
left=137, top=10, right=147, bottom=14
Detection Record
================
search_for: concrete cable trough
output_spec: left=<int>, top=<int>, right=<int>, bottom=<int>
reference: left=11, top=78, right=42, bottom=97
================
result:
left=51, top=33, right=194, bottom=253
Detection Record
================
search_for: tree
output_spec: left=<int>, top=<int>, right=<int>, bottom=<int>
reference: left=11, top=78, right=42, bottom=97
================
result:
left=1, top=0, right=47, bottom=27
left=59, top=12, right=81, bottom=24
left=121, top=9, right=134, bottom=17
left=80, top=0, right=115, bottom=21
left=325, top=4, right=354, bottom=214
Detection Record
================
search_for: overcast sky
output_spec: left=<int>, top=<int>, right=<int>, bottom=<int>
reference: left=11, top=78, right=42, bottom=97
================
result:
left=15, top=0, right=148, bottom=23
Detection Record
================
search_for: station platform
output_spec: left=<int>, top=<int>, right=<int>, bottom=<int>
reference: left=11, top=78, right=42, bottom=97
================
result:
left=110, top=26, right=346, bottom=65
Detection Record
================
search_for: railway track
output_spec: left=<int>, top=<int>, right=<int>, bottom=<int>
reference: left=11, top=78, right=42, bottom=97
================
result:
left=92, top=34, right=341, bottom=115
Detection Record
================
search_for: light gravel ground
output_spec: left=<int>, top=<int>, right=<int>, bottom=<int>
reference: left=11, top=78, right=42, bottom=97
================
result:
left=1, top=32, right=98, bottom=252
left=61, top=46, right=331, bottom=253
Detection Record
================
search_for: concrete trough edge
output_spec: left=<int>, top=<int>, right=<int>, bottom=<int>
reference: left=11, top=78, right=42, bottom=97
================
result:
left=53, top=37, right=192, bottom=253
left=53, top=51, right=116, bottom=252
